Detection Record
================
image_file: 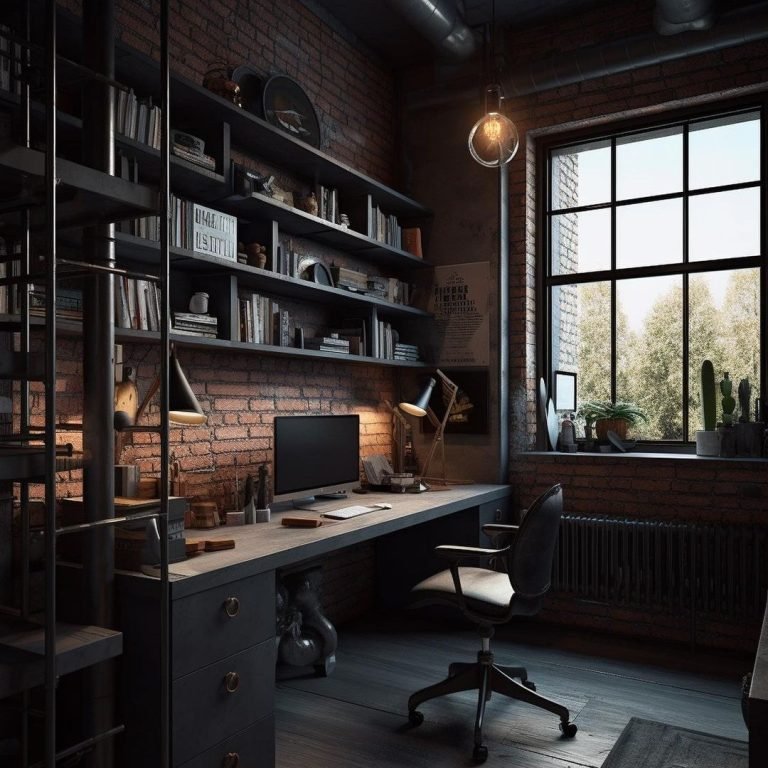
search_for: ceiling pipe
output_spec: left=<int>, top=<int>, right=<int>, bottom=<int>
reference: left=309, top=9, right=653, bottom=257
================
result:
left=386, top=0, right=476, bottom=60
left=655, top=0, right=716, bottom=35
left=504, top=1, right=768, bottom=98
left=405, top=2, right=768, bottom=109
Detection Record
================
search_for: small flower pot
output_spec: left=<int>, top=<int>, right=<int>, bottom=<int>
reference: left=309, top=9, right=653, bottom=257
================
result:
left=595, top=418, right=628, bottom=441
left=695, top=430, right=720, bottom=456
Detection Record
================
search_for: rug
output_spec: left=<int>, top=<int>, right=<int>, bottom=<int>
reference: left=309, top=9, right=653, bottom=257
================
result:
left=601, top=717, right=748, bottom=768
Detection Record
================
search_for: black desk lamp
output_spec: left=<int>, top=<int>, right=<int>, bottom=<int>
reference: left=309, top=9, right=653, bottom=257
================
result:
left=399, top=369, right=460, bottom=485
left=114, top=346, right=206, bottom=430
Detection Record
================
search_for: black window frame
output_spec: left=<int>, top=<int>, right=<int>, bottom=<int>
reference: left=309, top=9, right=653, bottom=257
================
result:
left=537, top=99, right=768, bottom=447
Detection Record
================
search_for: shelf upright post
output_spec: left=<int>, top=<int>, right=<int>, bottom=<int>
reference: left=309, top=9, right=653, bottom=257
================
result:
left=159, top=1, right=171, bottom=765
left=81, top=2, right=118, bottom=763
left=43, top=1, right=58, bottom=766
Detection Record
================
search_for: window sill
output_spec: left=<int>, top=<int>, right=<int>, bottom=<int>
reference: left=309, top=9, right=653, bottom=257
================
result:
left=522, top=449, right=768, bottom=462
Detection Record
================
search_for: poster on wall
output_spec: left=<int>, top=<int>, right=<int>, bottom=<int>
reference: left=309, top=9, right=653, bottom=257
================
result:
left=428, top=262, right=490, bottom=367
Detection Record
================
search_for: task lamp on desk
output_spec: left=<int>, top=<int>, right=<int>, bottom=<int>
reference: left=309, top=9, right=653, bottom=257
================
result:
left=114, top=346, right=206, bottom=430
left=398, top=369, right=460, bottom=488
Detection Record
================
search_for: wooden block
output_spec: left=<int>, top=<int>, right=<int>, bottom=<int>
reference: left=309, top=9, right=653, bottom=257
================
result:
left=185, top=539, right=206, bottom=556
left=204, top=539, right=235, bottom=551
left=281, top=516, right=323, bottom=528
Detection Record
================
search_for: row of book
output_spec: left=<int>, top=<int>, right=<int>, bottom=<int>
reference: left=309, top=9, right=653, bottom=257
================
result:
left=316, top=184, right=340, bottom=224
left=0, top=25, right=21, bottom=95
left=237, top=291, right=292, bottom=346
left=370, top=203, right=401, bottom=249
left=117, top=196, right=237, bottom=263
left=371, top=320, right=420, bottom=361
left=116, top=89, right=163, bottom=149
left=115, top=276, right=162, bottom=332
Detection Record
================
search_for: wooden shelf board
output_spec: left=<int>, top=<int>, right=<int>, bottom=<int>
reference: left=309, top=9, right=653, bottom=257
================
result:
left=0, top=616, right=122, bottom=699
left=113, top=233, right=430, bottom=318
left=0, top=144, right=157, bottom=227
left=217, top=192, right=431, bottom=270
left=112, top=45, right=431, bottom=220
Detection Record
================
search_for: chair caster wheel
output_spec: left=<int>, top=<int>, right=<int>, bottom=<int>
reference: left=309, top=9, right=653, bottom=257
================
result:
left=522, top=680, right=536, bottom=691
left=408, top=710, right=424, bottom=727
left=560, top=721, right=578, bottom=738
left=472, top=744, right=488, bottom=762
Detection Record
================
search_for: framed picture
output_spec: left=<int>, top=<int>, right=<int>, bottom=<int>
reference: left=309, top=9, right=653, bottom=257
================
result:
left=422, top=369, right=489, bottom=435
left=554, top=370, right=577, bottom=412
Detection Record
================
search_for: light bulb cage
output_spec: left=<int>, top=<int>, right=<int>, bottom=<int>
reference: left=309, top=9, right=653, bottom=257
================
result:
left=468, top=84, right=519, bottom=168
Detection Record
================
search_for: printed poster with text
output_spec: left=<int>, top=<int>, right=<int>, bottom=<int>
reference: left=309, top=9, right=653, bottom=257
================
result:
left=428, top=262, right=490, bottom=367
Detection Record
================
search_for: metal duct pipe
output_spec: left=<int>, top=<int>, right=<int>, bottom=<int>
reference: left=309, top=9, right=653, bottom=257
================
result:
left=655, top=0, right=716, bottom=35
left=504, top=1, right=768, bottom=98
left=387, top=0, right=475, bottom=59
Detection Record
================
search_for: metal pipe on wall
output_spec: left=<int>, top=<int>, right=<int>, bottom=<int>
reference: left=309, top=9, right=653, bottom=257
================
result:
left=497, top=162, right=509, bottom=483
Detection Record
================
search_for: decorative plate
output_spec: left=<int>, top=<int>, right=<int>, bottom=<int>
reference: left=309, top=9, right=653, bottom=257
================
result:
left=262, top=74, right=321, bottom=148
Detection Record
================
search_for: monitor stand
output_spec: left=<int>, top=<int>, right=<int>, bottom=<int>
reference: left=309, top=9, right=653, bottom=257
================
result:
left=288, top=491, right=348, bottom=511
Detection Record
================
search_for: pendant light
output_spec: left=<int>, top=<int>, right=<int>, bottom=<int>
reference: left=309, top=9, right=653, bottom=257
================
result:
left=468, top=1, right=519, bottom=167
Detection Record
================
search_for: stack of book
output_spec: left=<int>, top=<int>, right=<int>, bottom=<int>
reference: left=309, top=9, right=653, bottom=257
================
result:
left=331, top=265, right=368, bottom=292
left=304, top=335, right=350, bottom=354
left=394, top=343, right=420, bottom=362
left=171, top=130, right=216, bottom=172
left=29, top=286, right=83, bottom=322
left=172, top=312, right=218, bottom=339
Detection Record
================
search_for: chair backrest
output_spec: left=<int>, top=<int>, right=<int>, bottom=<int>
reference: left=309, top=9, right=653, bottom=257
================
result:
left=508, top=484, right=563, bottom=600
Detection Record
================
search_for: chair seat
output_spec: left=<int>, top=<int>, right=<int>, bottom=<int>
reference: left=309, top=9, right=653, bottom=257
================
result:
left=411, top=567, right=514, bottom=619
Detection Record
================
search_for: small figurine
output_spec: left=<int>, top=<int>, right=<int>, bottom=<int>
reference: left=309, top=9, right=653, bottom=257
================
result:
left=560, top=413, right=576, bottom=452
left=738, top=378, right=751, bottom=423
left=720, top=372, right=736, bottom=425
left=302, top=191, right=318, bottom=216
left=255, top=463, right=271, bottom=523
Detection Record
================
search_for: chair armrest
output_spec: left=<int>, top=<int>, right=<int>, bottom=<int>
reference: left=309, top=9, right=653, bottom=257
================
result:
left=481, top=523, right=519, bottom=536
left=435, top=544, right=506, bottom=562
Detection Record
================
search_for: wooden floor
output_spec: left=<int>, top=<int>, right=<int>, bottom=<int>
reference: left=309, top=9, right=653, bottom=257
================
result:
left=275, top=613, right=750, bottom=767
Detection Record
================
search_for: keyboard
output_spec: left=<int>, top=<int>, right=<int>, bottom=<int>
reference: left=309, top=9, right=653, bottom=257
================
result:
left=322, top=504, right=386, bottom=520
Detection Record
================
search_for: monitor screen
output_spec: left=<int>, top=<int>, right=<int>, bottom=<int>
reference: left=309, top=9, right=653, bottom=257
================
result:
left=273, top=414, right=360, bottom=502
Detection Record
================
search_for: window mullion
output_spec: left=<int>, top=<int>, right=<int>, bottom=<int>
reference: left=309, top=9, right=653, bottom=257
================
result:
left=682, top=124, right=690, bottom=442
left=610, top=137, right=617, bottom=404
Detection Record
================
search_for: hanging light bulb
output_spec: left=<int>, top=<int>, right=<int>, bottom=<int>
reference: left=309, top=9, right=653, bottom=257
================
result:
left=468, top=83, right=519, bottom=167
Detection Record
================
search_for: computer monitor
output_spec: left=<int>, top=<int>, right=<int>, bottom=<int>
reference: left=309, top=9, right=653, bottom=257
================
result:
left=273, top=414, right=360, bottom=505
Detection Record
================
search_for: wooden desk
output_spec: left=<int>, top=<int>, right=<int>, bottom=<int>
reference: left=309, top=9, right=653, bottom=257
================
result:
left=116, top=484, right=512, bottom=768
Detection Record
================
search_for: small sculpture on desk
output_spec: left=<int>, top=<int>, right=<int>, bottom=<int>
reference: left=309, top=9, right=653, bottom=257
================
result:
left=559, top=413, right=577, bottom=452
left=738, top=378, right=751, bottom=423
left=242, top=474, right=256, bottom=524
left=255, top=462, right=271, bottom=523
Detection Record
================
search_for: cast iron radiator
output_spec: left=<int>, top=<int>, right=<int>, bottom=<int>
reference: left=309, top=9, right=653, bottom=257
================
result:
left=552, top=515, right=768, bottom=636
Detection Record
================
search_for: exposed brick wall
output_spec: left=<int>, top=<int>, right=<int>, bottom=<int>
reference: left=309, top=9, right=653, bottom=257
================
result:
left=403, top=0, right=768, bottom=648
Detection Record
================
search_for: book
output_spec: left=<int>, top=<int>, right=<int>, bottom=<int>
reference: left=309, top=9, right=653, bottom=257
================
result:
left=402, top=227, right=423, bottom=258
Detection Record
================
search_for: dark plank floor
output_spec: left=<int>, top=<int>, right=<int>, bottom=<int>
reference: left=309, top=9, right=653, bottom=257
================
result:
left=275, top=614, right=751, bottom=768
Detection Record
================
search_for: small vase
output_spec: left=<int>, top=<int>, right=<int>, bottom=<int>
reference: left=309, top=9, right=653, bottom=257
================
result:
left=595, top=418, right=628, bottom=441
left=189, top=292, right=209, bottom=314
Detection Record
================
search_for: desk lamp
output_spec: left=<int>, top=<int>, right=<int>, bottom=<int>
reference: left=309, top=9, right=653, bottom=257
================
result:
left=399, top=369, right=460, bottom=487
left=114, top=346, right=206, bottom=430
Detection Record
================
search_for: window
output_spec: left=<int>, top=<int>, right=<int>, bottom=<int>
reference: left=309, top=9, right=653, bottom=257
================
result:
left=544, top=107, right=763, bottom=442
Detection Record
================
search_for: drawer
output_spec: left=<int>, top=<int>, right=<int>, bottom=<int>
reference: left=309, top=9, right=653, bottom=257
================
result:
left=177, top=714, right=274, bottom=768
left=173, top=570, right=275, bottom=678
left=173, top=639, right=276, bottom=765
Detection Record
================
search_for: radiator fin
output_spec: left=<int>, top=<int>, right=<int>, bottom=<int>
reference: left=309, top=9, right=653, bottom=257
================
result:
left=553, top=515, right=768, bottom=621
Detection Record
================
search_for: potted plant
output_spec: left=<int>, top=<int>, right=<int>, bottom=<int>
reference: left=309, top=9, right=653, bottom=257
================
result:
left=577, top=400, right=648, bottom=441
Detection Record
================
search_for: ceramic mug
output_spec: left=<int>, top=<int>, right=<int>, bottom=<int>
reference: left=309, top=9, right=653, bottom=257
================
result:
left=189, top=292, right=209, bottom=314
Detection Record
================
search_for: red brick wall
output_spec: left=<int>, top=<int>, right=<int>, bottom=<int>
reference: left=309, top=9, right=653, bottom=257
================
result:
left=403, top=0, right=768, bottom=648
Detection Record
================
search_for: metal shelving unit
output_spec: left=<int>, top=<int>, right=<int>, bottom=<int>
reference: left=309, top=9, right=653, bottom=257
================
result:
left=0, top=1, right=171, bottom=765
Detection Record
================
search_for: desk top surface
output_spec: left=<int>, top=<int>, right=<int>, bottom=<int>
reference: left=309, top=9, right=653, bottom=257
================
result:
left=149, top=484, right=511, bottom=597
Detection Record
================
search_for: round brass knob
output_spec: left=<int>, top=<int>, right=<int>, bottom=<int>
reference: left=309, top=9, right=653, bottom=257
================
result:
left=223, top=597, right=240, bottom=617
left=224, top=671, right=240, bottom=693
left=223, top=751, right=240, bottom=767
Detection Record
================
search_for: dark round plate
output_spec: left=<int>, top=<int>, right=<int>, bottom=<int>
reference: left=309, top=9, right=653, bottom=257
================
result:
left=262, top=74, right=321, bottom=148
left=312, top=262, right=333, bottom=287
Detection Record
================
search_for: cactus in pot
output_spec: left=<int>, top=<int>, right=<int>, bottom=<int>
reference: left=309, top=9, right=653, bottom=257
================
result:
left=695, top=360, right=719, bottom=456
left=720, top=372, right=736, bottom=425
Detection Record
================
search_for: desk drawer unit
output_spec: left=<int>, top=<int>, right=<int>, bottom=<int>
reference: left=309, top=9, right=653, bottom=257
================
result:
left=173, top=640, right=276, bottom=765
left=172, top=570, right=275, bottom=677
left=178, top=715, right=275, bottom=768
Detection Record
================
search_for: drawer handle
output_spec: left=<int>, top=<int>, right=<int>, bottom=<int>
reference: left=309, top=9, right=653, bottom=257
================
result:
left=224, top=671, right=240, bottom=693
left=223, top=752, right=240, bottom=768
left=223, top=597, right=240, bottom=617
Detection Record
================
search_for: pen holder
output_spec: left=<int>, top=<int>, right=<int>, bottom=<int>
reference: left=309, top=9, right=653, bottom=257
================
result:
left=255, top=507, right=271, bottom=523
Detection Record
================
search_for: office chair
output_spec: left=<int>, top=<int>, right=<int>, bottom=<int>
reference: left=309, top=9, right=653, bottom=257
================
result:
left=406, top=483, right=576, bottom=762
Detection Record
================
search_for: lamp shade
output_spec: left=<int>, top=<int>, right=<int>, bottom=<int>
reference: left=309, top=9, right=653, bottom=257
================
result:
left=399, top=377, right=437, bottom=418
left=169, top=348, right=206, bottom=425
